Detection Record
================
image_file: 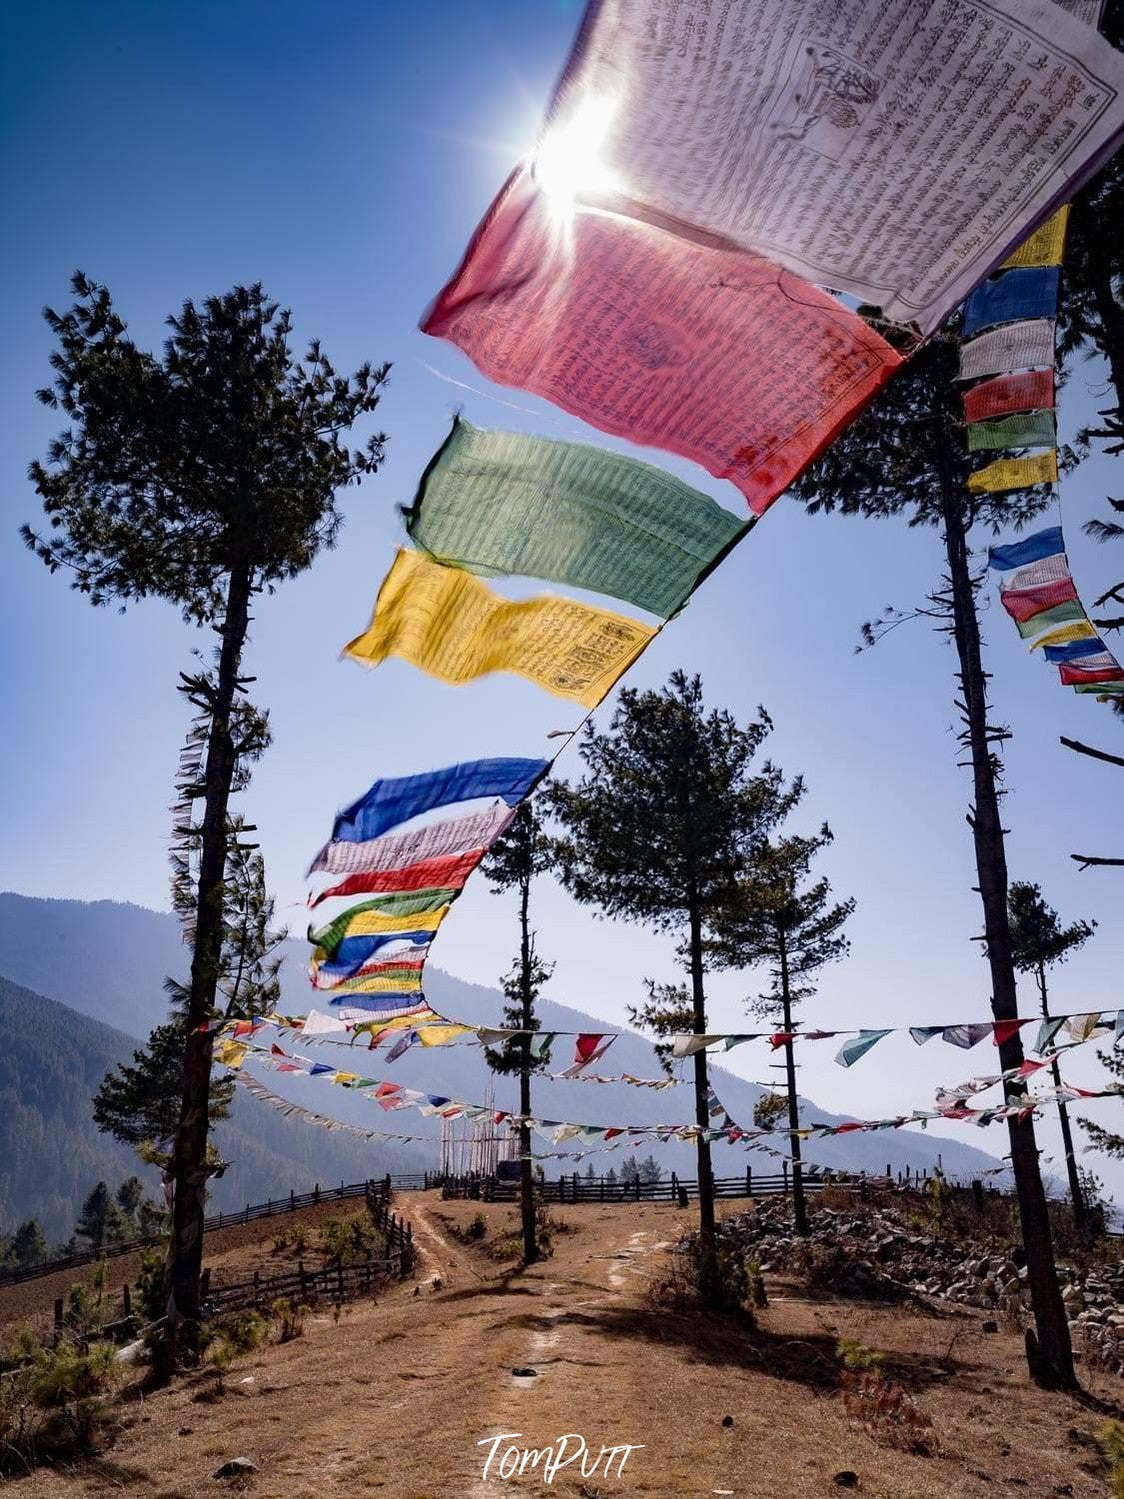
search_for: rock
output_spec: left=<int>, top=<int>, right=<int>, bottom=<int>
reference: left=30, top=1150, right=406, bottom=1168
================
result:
left=213, top=1458, right=258, bottom=1479
left=833, top=1472, right=859, bottom=1488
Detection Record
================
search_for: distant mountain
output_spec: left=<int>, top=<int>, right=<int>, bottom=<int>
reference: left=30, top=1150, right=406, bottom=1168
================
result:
left=0, top=893, right=1002, bottom=1213
left=0, top=972, right=427, bottom=1243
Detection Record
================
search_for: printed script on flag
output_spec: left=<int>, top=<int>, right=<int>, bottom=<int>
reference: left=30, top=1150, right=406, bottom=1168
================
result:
left=547, top=0, right=1124, bottom=331
left=344, top=547, right=656, bottom=709
left=422, top=166, right=901, bottom=516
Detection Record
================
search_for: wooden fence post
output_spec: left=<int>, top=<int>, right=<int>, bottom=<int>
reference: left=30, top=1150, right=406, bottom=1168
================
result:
left=122, top=1283, right=131, bottom=1317
left=314, top=1184, right=320, bottom=1203
left=54, top=1297, right=63, bottom=1330
left=745, top=1165, right=751, bottom=1198
left=783, top=1159, right=789, bottom=1195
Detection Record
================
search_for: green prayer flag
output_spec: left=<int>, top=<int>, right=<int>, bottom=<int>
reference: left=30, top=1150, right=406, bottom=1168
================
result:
left=1073, top=681, right=1124, bottom=694
left=309, top=888, right=456, bottom=954
left=966, top=410, right=1056, bottom=452
left=1016, top=600, right=1085, bottom=639
left=404, top=417, right=749, bottom=619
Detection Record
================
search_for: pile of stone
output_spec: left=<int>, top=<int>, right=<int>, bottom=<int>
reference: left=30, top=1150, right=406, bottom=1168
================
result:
left=695, top=1195, right=1124, bottom=1375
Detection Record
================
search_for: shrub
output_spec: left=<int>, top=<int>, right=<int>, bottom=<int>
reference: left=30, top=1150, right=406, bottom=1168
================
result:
left=466, top=1213, right=487, bottom=1241
left=136, top=1247, right=168, bottom=1324
left=837, top=1339, right=934, bottom=1456
left=223, top=1309, right=266, bottom=1355
left=318, top=1212, right=378, bottom=1265
left=1099, top=1421, right=1124, bottom=1499
left=0, top=1337, right=120, bottom=1474
left=272, top=1225, right=309, bottom=1256
left=271, top=1297, right=307, bottom=1343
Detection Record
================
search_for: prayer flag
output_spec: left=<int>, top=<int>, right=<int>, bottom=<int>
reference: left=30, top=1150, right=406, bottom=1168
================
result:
left=992, top=1019, right=1028, bottom=1047
left=1073, top=682, right=1124, bottom=695
left=1000, top=207, right=1070, bottom=269
left=968, top=452, right=1058, bottom=493
left=1059, top=662, right=1124, bottom=685
left=314, top=930, right=433, bottom=979
left=311, top=970, right=425, bottom=996
left=1030, top=619, right=1100, bottom=650
left=405, top=417, right=747, bottom=619
left=1043, top=638, right=1107, bottom=664
left=835, top=1030, right=891, bottom=1067
left=540, top=0, right=1124, bottom=331
left=965, top=410, right=1056, bottom=452
left=310, top=900, right=450, bottom=957
left=1014, top=600, right=1086, bottom=640
left=988, top=526, right=1065, bottom=572
left=957, top=320, right=1056, bottom=382
left=671, top=1034, right=723, bottom=1058
left=1000, top=577, right=1079, bottom=625
left=909, top=1026, right=944, bottom=1045
left=962, top=269, right=1061, bottom=337
left=311, top=849, right=487, bottom=907
left=1054, top=651, right=1119, bottom=671
left=310, top=803, right=515, bottom=878
left=963, top=370, right=1054, bottom=425
left=423, top=165, right=901, bottom=517
left=1006, top=555, right=1072, bottom=591
left=345, top=548, right=656, bottom=708
left=331, top=757, right=547, bottom=845
left=942, top=1023, right=992, bottom=1049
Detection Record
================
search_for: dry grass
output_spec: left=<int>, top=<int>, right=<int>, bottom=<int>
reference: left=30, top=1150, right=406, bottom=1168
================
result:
left=2, top=1194, right=1120, bottom=1497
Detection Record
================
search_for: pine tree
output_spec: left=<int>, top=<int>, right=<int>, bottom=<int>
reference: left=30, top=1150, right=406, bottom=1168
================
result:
left=74, top=1182, right=128, bottom=1255
left=710, top=821, right=853, bottom=1235
left=24, top=276, right=389, bottom=1346
left=3, top=1219, right=50, bottom=1272
left=94, top=1021, right=235, bottom=1147
left=788, top=330, right=1076, bottom=1388
left=481, top=801, right=555, bottom=1265
left=1007, top=881, right=1097, bottom=1233
left=549, top=670, right=794, bottom=1304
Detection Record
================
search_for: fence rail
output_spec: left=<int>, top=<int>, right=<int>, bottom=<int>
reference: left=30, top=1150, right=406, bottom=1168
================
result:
left=0, top=1174, right=427, bottom=1288
left=439, top=1166, right=891, bottom=1204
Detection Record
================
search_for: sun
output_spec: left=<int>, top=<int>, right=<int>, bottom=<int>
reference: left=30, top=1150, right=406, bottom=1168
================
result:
left=533, top=94, right=621, bottom=215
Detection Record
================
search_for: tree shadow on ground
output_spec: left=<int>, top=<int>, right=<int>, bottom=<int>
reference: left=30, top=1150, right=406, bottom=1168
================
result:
left=557, top=1302, right=982, bottom=1396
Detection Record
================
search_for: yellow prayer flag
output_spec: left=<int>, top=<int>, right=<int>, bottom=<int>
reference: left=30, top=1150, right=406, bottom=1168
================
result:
left=967, top=451, right=1058, bottom=494
left=311, top=973, right=423, bottom=995
left=332, top=1072, right=360, bottom=1086
left=415, top=1023, right=474, bottom=1046
left=1000, top=206, right=1070, bottom=269
left=332, top=907, right=448, bottom=939
left=344, top=548, right=656, bottom=709
left=1028, top=619, right=1099, bottom=651
left=216, top=1040, right=248, bottom=1070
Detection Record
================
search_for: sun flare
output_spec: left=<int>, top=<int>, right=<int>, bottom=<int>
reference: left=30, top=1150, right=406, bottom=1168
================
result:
left=533, top=93, right=621, bottom=214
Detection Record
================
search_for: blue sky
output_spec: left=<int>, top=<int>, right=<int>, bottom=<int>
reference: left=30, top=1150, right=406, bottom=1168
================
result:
left=2, top=1, right=1122, bottom=1193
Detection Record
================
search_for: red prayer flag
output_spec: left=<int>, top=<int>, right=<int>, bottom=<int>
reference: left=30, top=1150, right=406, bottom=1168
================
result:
left=1000, top=576, right=1078, bottom=624
left=423, top=165, right=902, bottom=516
left=311, top=849, right=485, bottom=907
left=992, top=1019, right=1027, bottom=1047
left=1059, top=662, right=1124, bottom=685
left=962, top=369, right=1054, bottom=424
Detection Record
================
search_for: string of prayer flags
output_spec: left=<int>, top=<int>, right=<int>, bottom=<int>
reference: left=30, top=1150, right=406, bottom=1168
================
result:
left=344, top=547, right=655, bottom=709
left=957, top=321, right=1057, bottom=383
left=961, top=268, right=1061, bottom=337
left=330, top=757, right=547, bottom=846
left=989, top=525, right=1124, bottom=692
left=538, top=0, right=1124, bottom=333
left=404, top=417, right=748, bottom=620
left=309, top=803, right=515, bottom=879
left=422, top=164, right=902, bottom=518
left=309, top=897, right=452, bottom=958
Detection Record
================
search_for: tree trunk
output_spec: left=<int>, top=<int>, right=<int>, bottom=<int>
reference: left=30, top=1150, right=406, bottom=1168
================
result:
left=167, top=561, right=253, bottom=1346
left=778, top=935, right=809, bottom=1236
left=518, top=874, right=537, bottom=1267
left=1036, top=962, right=1088, bottom=1239
left=939, top=482, right=1076, bottom=1390
left=687, top=896, right=718, bottom=1302
left=1090, top=258, right=1124, bottom=429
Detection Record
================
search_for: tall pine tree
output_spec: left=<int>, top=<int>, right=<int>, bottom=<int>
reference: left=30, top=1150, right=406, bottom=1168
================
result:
left=549, top=671, right=794, bottom=1304
left=24, top=276, right=389, bottom=1349
left=709, top=820, right=853, bottom=1235
left=789, top=329, right=1076, bottom=1388
left=481, top=801, right=555, bottom=1265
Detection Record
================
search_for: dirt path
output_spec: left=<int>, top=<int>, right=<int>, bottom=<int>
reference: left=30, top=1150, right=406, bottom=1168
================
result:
left=9, top=1196, right=1120, bottom=1498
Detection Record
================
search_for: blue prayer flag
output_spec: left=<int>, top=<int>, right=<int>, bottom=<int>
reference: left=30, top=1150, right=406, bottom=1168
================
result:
left=962, top=268, right=1060, bottom=337
left=1044, top=637, right=1106, bottom=663
left=332, top=758, right=549, bottom=843
left=987, top=526, right=1064, bottom=571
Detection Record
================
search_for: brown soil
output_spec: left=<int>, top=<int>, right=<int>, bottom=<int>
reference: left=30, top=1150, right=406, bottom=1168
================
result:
left=4, top=1194, right=1121, bottom=1498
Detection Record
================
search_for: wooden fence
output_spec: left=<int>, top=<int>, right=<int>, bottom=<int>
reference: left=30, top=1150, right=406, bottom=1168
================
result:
left=0, top=1173, right=428, bottom=1288
left=439, top=1165, right=894, bottom=1204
